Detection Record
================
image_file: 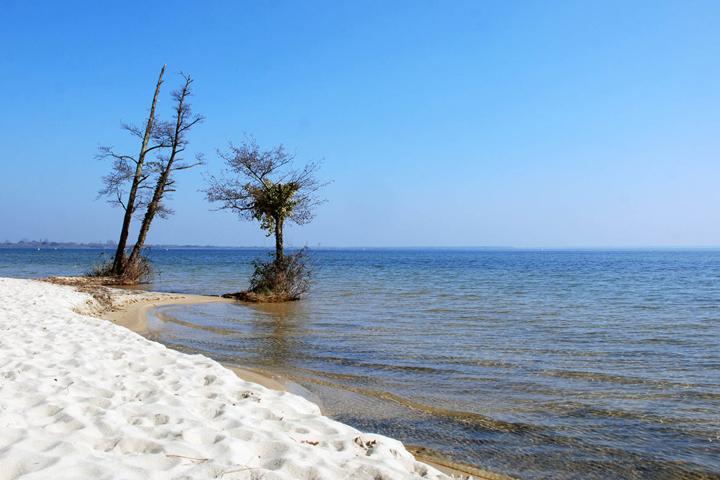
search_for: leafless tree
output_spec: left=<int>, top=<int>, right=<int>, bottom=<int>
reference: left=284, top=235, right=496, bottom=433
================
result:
left=125, top=74, right=203, bottom=271
left=206, top=138, right=323, bottom=264
left=97, top=65, right=167, bottom=275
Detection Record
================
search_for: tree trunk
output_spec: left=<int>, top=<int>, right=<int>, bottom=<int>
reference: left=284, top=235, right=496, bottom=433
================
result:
left=112, top=65, right=166, bottom=275
left=274, top=217, right=284, bottom=264
left=126, top=75, right=189, bottom=272
left=125, top=173, right=165, bottom=269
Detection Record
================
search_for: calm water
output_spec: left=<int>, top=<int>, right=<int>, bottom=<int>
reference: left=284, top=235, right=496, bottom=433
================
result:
left=2, top=248, right=719, bottom=479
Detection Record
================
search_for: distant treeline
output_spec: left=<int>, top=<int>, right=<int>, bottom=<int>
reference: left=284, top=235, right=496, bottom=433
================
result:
left=0, top=240, right=268, bottom=250
left=0, top=240, right=116, bottom=249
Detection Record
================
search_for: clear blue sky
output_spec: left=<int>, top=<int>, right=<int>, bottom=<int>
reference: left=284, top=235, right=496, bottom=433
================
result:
left=1, top=0, right=719, bottom=248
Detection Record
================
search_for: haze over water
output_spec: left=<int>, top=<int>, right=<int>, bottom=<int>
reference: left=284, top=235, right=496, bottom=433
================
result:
left=2, top=248, right=719, bottom=479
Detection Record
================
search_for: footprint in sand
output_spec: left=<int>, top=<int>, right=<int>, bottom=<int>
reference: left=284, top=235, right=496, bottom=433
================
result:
left=153, top=414, right=170, bottom=425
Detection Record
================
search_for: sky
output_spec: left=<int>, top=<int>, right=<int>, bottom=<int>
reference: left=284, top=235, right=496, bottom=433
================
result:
left=1, top=0, right=719, bottom=248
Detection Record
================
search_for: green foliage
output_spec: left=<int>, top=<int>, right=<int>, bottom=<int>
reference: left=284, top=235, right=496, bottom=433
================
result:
left=248, top=180, right=301, bottom=236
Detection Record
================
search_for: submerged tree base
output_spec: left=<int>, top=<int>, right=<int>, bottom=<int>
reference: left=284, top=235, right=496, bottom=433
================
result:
left=223, top=250, right=311, bottom=303
left=221, top=290, right=302, bottom=303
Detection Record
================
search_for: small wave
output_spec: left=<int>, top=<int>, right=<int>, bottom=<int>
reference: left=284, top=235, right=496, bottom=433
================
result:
left=540, top=369, right=710, bottom=391
left=287, top=372, right=539, bottom=434
left=151, top=310, right=240, bottom=336
left=541, top=369, right=652, bottom=385
left=305, top=354, right=465, bottom=376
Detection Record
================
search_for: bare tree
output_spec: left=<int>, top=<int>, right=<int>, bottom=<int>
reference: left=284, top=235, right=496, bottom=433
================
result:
left=205, top=138, right=324, bottom=301
left=97, top=65, right=167, bottom=275
left=206, top=138, right=322, bottom=263
left=125, top=74, right=203, bottom=271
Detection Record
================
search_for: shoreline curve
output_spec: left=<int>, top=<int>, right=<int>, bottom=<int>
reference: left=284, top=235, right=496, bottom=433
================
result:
left=90, top=281, right=508, bottom=480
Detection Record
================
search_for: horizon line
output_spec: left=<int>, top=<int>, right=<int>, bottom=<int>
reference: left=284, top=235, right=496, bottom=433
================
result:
left=3, top=241, right=720, bottom=251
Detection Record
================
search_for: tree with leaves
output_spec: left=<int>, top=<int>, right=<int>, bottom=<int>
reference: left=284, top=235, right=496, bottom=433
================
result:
left=205, top=138, right=323, bottom=301
left=125, top=74, right=204, bottom=272
left=98, top=65, right=166, bottom=275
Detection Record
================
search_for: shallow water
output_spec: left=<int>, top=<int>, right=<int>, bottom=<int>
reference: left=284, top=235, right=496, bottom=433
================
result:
left=2, top=248, right=719, bottom=479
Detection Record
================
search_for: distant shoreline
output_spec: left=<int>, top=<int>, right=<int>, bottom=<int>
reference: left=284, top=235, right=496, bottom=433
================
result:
left=4, top=243, right=720, bottom=251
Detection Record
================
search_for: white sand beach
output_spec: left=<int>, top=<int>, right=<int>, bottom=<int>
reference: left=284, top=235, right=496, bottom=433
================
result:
left=0, top=278, right=450, bottom=480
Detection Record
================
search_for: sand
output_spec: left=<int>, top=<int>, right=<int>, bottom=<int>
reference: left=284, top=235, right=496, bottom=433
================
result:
left=0, top=277, right=452, bottom=479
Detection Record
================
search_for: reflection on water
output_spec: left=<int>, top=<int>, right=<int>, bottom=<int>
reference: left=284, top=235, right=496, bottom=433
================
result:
left=244, top=302, right=305, bottom=368
left=3, top=248, right=720, bottom=479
